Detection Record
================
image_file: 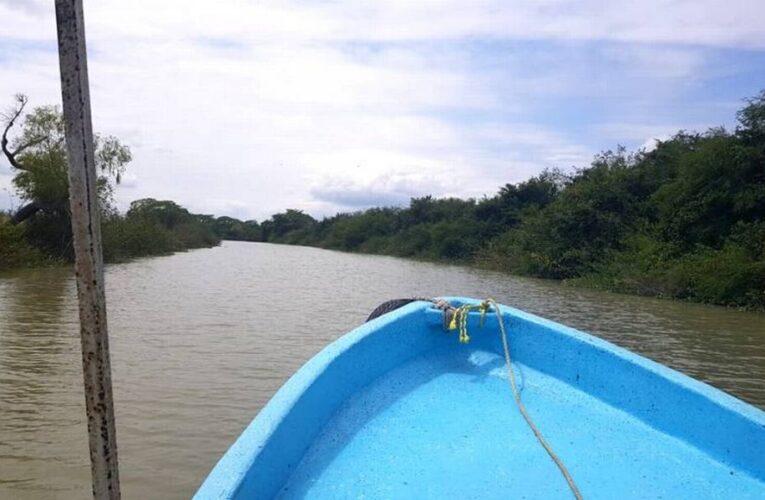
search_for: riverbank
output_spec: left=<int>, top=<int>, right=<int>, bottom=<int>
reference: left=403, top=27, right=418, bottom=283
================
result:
left=0, top=200, right=221, bottom=272
left=4, top=93, right=763, bottom=306
left=473, top=241, right=765, bottom=312
left=263, top=241, right=765, bottom=312
left=259, top=202, right=765, bottom=310
left=255, top=93, right=765, bottom=310
left=0, top=220, right=61, bottom=270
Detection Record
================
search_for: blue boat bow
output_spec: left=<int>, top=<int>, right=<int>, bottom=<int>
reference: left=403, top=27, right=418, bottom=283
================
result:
left=195, top=298, right=765, bottom=499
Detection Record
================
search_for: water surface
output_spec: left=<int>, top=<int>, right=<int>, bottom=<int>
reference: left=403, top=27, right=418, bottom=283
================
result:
left=1, top=242, right=764, bottom=498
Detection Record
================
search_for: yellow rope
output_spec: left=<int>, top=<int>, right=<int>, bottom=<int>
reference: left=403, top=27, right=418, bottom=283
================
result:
left=448, top=299, right=584, bottom=500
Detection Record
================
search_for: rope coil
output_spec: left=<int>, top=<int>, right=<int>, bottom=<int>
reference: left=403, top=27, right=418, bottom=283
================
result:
left=446, top=299, right=584, bottom=500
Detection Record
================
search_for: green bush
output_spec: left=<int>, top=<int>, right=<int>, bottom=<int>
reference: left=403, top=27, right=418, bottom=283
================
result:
left=670, top=246, right=765, bottom=308
left=0, top=200, right=222, bottom=271
left=0, top=222, right=55, bottom=270
left=260, top=90, right=765, bottom=309
left=101, top=216, right=178, bottom=261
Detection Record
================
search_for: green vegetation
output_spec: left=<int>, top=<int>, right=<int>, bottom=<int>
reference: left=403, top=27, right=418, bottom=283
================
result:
left=0, top=211, right=56, bottom=269
left=257, top=92, right=765, bottom=309
left=101, top=199, right=222, bottom=262
left=1, top=96, right=221, bottom=270
left=3, top=92, right=764, bottom=309
left=211, top=216, right=262, bottom=242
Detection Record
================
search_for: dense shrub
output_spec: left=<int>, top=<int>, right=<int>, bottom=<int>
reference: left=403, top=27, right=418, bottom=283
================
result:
left=0, top=220, right=55, bottom=270
left=259, top=91, right=765, bottom=309
left=1, top=200, right=222, bottom=270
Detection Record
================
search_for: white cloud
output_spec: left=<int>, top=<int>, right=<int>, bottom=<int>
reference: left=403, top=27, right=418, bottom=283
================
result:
left=593, top=123, right=693, bottom=141
left=639, top=136, right=671, bottom=153
left=0, top=1, right=761, bottom=218
left=592, top=122, right=716, bottom=154
left=310, top=170, right=449, bottom=211
left=26, top=1, right=761, bottom=49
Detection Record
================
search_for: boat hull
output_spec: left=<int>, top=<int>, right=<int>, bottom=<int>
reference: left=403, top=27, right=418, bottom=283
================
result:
left=195, top=298, right=765, bottom=499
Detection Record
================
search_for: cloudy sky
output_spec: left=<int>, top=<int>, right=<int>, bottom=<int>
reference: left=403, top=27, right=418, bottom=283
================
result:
left=1, top=0, right=764, bottom=220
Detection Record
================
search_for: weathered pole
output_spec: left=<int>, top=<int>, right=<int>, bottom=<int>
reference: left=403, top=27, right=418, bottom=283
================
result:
left=54, top=1, right=121, bottom=498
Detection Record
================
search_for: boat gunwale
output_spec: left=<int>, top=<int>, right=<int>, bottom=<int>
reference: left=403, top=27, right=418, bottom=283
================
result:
left=193, top=299, right=434, bottom=499
left=491, top=301, right=765, bottom=425
left=194, top=297, right=765, bottom=498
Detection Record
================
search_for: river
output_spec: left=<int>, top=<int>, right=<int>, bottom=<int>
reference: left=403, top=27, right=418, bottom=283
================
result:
left=1, top=241, right=764, bottom=498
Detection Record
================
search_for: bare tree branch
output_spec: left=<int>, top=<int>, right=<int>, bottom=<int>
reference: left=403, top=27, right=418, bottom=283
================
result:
left=12, top=135, right=47, bottom=157
left=1, top=94, right=29, bottom=171
left=9, top=200, right=47, bottom=224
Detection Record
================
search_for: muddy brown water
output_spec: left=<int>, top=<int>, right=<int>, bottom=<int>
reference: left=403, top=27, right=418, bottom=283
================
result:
left=1, top=241, right=764, bottom=498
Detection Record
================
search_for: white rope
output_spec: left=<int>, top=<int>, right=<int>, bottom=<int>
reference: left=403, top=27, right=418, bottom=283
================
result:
left=449, top=299, right=583, bottom=499
left=489, top=299, right=583, bottom=500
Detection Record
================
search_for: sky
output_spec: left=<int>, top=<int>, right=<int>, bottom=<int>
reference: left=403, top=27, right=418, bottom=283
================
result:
left=1, top=0, right=764, bottom=221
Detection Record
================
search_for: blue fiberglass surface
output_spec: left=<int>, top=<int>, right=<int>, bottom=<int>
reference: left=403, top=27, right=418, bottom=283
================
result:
left=194, top=298, right=765, bottom=499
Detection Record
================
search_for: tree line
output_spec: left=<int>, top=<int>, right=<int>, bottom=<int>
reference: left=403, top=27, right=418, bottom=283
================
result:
left=255, top=92, right=765, bottom=309
left=2, top=92, right=763, bottom=309
left=0, top=95, right=254, bottom=269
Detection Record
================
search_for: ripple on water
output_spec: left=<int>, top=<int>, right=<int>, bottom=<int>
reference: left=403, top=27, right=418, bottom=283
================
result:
left=1, top=242, right=764, bottom=499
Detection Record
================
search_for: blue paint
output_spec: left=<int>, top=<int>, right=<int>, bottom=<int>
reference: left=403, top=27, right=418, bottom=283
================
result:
left=195, top=298, right=765, bottom=499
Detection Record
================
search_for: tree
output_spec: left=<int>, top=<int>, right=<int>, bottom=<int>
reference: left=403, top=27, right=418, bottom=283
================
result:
left=261, top=209, right=316, bottom=241
left=737, top=90, right=765, bottom=145
left=212, top=216, right=262, bottom=241
left=654, top=130, right=765, bottom=250
left=127, top=198, right=193, bottom=229
left=475, top=169, right=565, bottom=238
left=1, top=94, right=131, bottom=225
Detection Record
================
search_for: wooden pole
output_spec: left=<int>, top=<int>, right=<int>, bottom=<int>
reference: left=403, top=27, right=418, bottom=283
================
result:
left=54, top=1, right=121, bottom=498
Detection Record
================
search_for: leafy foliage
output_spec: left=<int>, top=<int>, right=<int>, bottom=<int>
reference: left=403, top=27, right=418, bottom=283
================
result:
left=260, top=92, right=765, bottom=309
left=3, top=91, right=764, bottom=308
left=102, top=198, right=221, bottom=261
left=8, top=101, right=131, bottom=214
left=2, top=97, right=133, bottom=258
left=212, top=216, right=262, bottom=241
left=1, top=97, right=220, bottom=267
left=0, top=212, right=56, bottom=270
